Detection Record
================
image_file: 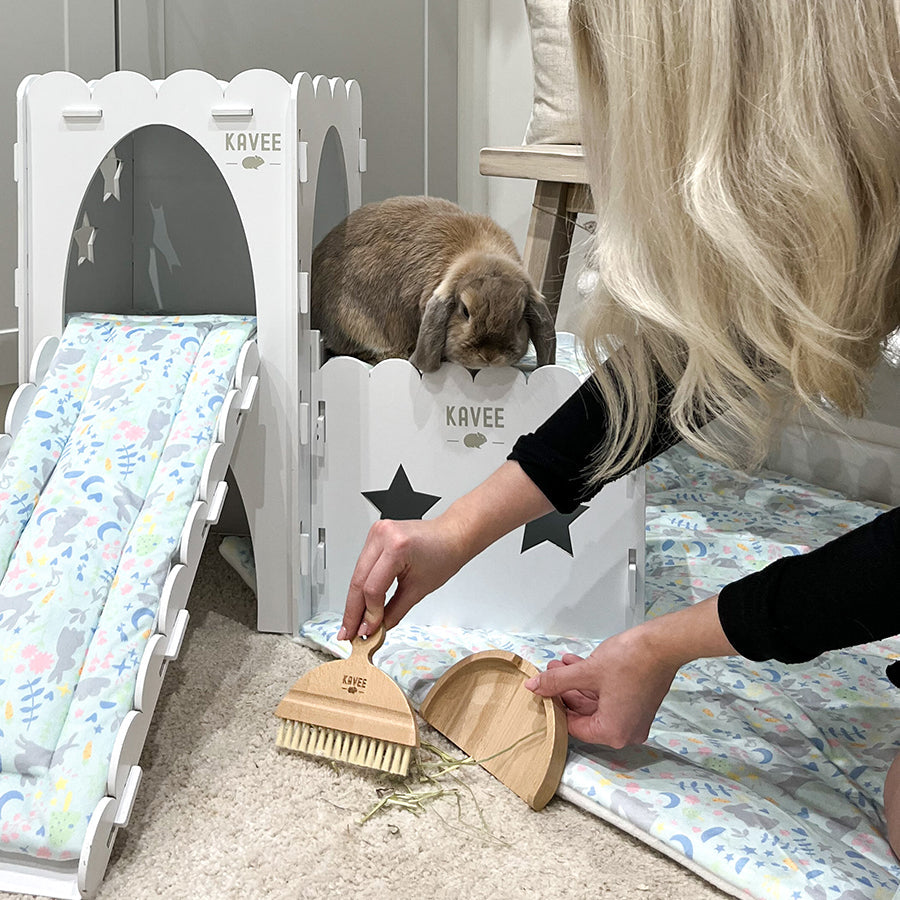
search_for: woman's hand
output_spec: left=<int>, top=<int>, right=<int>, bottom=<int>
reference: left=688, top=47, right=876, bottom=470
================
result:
left=338, top=516, right=469, bottom=640
left=525, top=596, right=737, bottom=746
left=525, top=628, right=680, bottom=746
left=339, top=461, right=555, bottom=640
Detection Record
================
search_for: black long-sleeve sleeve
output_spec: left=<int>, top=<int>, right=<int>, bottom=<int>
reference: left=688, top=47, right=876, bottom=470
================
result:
left=508, top=368, right=900, bottom=665
left=508, top=371, right=681, bottom=513
left=717, top=505, right=900, bottom=663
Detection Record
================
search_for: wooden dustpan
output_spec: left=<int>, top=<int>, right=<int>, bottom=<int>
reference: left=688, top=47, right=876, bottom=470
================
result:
left=419, top=650, right=568, bottom=810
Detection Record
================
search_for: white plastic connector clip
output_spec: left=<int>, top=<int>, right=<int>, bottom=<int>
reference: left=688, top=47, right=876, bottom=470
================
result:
left=206, top=481, right=228, bottom=525
left=300, top=533, right=310, bottom=577
left=359, top=138, right=368, bottom=172
left=315, top=537, right=326, bottom=585
left=62, top=106, right=103, bottom=120
left=299, top=401, right=310, bottom=446
left=211, top=106, right=253, bottom=119
left=113, top=765, right=143, bottom=828
left=299, top=271, right=310, bottom=315
left=298, top=141, right=309, bottom=183
left=627, top=548, right=638, bottom=615
left=164, top=609, right=190, bottom=661
left=239, top=375, right=258, bottom=412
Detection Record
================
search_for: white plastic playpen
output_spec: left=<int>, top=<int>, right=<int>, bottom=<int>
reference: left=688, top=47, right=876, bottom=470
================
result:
left=0, top=67, right=645, bottom=897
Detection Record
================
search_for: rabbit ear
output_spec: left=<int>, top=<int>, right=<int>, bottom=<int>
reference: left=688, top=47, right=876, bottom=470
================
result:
left=410, top=291, right=455, bottom=372
left=524, top=287, right=557, bottom=366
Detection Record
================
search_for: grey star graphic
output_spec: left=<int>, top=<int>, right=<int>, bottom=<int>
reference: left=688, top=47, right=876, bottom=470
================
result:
left=73, top=213, right=96, bottom=265
left=362, top=465, right=441, bottom=520
left=99, top=148, right=123, bottom=201
left=521, top=505, right=589, bottom=555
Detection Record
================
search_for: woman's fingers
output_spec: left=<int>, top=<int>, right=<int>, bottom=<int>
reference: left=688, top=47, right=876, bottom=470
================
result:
left=524, top=655, right=590, bottom=697
left=341, top=523, right=405, bottom=638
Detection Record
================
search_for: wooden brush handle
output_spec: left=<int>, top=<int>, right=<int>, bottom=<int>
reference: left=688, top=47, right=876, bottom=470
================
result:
left=349, top=624, right=386, bottom=661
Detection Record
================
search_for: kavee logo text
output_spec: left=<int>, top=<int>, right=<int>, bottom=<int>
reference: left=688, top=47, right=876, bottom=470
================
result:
left=225, top=132, right=283, bottom=152
left=342, top=674, right=367, bottom=695
left=445, top=405, right=505, bottom=428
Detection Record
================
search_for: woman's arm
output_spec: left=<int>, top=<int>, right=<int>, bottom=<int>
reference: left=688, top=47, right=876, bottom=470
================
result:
left=339, top=460, right=554, bottom=639
left=717, top=504, right=900, bottom=662
left=525, top=595, right=737, bottom=746
left=528, top=507, right=900, bottom=746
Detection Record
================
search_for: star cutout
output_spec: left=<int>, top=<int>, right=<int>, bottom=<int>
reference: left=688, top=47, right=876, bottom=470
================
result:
left=99, top=148, right=123, bottom=201
left=521, top=505, right=589, bottom=555
left=73, top=213, right=96, bottom=265
left=362, top=465, right=440, bottom=520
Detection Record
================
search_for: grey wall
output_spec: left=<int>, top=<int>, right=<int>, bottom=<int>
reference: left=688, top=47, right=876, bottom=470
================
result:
left=134, top=0, right=457, bottom=205
left=0, top=1, right=115, bottom=382
left=1, top=0, right=459, bottom=384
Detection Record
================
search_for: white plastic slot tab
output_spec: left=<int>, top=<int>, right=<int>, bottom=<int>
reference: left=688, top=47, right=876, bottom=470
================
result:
left=178, top=500, right=210, bottom=568
left=106, top=709, right=150, bottom=797
left=159, top=564, right=192, bottom=635
left=299, top=401, right=310, bottom=446
left=314, top=406, right=326, bottom=455
left=299, top=270, right=310, bottom=315
left=234, top=340, right=260, bottom=391
left=239, top=374, right=259, bottom=412
left=627, top=548, right=638, bottom=615
left=4, top=381, right=37, bottom=437
left=211, top=105, right=253, bottom=118
left=113, top=766, right=143, bottom=828
left=134, top=634, right=168, bottom=714
left=12, top=141, right=19, bottom=183
left=14, top=267, right=22, bottom=308
left=206, top=480, right=228, bottom=525
left=29, top=334, right=59, bottom=385
left=78, top=796, right=118, bottom=898
left=300, top=532, right=310, bottom=577
left=298, top=140, right=309, bottom=183
left=359, top=137, right=368, bottom=172
left=315, top=537, right=326, bottom=586
left=0, top=434, right=11, bottom=468
left=63, top=106, right=103, bottom=120
left=164, top=609, right=190, bottom=661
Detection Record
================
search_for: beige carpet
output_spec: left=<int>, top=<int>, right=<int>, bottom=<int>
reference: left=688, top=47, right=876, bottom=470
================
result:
left=1, top=542, right=731, bottom=900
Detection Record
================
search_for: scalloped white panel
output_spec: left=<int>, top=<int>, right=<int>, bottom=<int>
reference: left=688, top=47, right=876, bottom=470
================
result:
left=158, top=563, right=192, bottom=635
left=19, top=67, right=365, bottom=634
left=28, top=335, right=59, bottom=385
left=178, top=500, right=209, bottom=569
left=78, top=796, right=118, bottom=899
left=313, top=357, right=645, bottom=639
left=107, top=709, right=150, bottom=797
left=4, top=382, right=37, bottom=438
left=0, top=434, right=11, bottom=468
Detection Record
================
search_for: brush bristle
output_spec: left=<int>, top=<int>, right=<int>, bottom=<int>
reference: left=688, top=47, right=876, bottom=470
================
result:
left=276, top=717, right=413, bottom=776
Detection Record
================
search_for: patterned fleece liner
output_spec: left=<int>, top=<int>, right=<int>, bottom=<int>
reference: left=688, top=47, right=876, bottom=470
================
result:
left=0, top=313, right=256, bottom=860
left=295, top=445, right=900, bottom=900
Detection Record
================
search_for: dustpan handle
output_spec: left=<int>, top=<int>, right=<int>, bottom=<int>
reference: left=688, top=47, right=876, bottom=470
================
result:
left=348, top=624, right=386, bottom=661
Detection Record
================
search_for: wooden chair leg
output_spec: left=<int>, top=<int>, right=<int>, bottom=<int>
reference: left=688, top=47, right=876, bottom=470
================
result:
left=522, top=180, right=577, bottom=323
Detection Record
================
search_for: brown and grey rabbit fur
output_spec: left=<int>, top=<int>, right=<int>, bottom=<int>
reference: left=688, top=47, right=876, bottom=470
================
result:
left=311, top=196, right=556, bottom=371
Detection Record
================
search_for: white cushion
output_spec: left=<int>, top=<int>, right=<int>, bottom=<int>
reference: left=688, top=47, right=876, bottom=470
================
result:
left=524, top=0, right=581, bottom=145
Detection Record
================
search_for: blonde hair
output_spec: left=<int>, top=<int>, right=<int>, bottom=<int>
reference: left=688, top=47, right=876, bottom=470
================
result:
left=568, top=0, right=900, bottom=482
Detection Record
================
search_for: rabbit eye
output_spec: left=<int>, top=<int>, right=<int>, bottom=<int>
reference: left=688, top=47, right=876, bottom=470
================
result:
left=459, top=302, right=470, bottom=320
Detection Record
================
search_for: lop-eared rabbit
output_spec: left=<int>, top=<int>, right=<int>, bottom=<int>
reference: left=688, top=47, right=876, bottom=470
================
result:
left=311, top=196, right=556, bottom=371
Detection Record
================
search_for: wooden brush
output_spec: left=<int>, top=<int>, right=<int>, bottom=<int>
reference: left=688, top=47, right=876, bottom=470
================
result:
left=275, top=624, right=419, bottom=776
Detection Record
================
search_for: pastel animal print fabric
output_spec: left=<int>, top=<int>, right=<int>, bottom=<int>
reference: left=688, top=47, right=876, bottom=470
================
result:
left=0, top=313, right=255, bottom=859
left=303, top=445, right=900, bottom=900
